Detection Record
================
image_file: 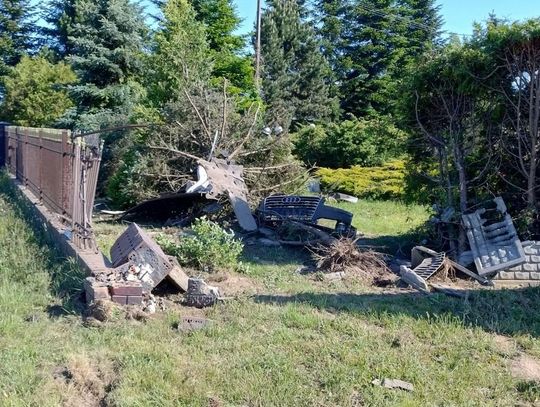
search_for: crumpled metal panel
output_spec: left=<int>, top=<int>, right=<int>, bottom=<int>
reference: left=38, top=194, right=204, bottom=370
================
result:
left=462, top=197, right=526, bottom=275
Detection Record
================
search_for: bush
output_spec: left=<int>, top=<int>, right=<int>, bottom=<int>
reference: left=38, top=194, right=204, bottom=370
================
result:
left=156, top=218, right=244, bottom=272
left=292, top=116, right=405, bottom=168
left=317, top=160, right=406, bottom=200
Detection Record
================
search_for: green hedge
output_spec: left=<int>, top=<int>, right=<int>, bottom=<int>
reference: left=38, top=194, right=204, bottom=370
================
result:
left=317, top=160, right=405, bottom=200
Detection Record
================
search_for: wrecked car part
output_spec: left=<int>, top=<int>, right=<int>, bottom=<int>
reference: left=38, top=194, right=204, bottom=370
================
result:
left=257, top=195, right=356, bottom=237
left=195, top=158, right=257, bottom=232
left=120, top=192, right=209, bottom=222
left=462, top=197, right=526, bottom=275
left=412, top=246, right=493, bottom=286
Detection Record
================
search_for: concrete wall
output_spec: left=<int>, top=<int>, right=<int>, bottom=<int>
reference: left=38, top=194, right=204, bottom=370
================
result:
left=493, top=241, right=540, bottom=281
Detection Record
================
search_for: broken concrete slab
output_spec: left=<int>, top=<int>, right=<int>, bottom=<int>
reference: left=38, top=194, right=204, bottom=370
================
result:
left=184, top=278, right=220, bottom=308
left=400, top=265, right=429, bottom=292
left=178, top=316, right=212, bottom=332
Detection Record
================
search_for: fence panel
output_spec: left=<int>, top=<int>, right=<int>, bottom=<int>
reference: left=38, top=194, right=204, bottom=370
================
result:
left=3, top=126, right=102, bottom=250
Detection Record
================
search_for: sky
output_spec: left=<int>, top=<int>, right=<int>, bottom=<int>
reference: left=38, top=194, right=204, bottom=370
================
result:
left=232, top=0, right=540, bottom=36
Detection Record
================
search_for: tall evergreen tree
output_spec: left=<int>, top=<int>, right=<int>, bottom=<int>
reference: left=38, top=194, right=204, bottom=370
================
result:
left=261, top=0, right=337, bottom=131
left=49, top=0, right=147, bottom=130
left=314, top=0, right=441, bottom=117
left=0, top=0, right=36, bottom=78
left=146, top=0, right=211, bottom=108
left=190, top=0, right=254, bottom=94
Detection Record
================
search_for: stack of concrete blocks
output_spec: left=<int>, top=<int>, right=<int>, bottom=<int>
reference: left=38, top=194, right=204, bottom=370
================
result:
left=492, top=241, right=540, bottom=286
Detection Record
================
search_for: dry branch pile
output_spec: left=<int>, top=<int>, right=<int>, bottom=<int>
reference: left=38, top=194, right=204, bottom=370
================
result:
left=311, top=238, right=396, bottom=285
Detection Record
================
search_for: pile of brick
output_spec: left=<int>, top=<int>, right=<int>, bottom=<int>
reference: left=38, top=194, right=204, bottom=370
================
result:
left=85, top=223, right=189, bottom=307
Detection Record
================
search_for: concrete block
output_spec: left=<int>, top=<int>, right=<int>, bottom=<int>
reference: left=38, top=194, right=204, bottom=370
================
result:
left=524, top=263, right=538, bottom=272
left=524, top=245, right=539, bottom=255
left=509, top=265, right=524, bottom=272
left=515, top=271, right=531, bottom=280
left=530, top=272, right=540, bottom=280
left=495, top=271, right=515, bottom=280
left=531, top=255, right=540, bottom=263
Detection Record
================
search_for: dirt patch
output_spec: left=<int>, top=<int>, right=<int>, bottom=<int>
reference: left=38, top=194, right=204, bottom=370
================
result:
left=207, top=272, right=262, bottom=296
left=511, top=354, right=540, bottom=381
left=52, top=353, right=118, bottom=406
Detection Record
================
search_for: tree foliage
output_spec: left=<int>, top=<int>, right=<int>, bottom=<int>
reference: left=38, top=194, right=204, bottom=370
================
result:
left=314, top=0, right=441, bottom=117
left=57, top=0, right=147, bottom=130
left=0, top=0, right=36, bottom=78
left=0, top=55, right=76, bottom=126
left=261, top=0, right=338, bottom=131
left=190, top=0, right=254, bottom=95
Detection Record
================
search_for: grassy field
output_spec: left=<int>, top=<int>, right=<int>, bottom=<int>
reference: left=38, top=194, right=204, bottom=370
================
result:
left=2, top=177, right=540, bottom=405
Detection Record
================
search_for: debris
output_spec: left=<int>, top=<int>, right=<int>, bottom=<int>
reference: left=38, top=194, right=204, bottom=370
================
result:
left=400, top=265, right=429, bottom=292
left=462, top=197, right=526, bottom=275
left=429, top=283, right=468, bottom=298
left=258, top=237, right=281, bottom=247
left=191, top=158, right=258, bottom=231
left=330, top=192, right=359, bottom=203
left=278, top=221, right=335, bottom=246
left=412, top=246, right=493, bottom=286
left=110, top=223, right=189, bottom=292
left=257, top=194, right=356, bottom=237
left=372, top=378, right=414, bottom=392
left=178, top=316, right=212, bottom=332
left=311, top=238, right=394, bottom=285
left=184, top=278, right=221, bottom=308
left=120, top=192, right=209, bottom=222
left=323, top=271, right=346, bottom=281
left=409, top=251, right=446, bottom=280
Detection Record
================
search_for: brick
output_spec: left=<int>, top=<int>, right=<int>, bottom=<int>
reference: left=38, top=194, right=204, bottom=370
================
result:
left=531, top=255, right=540, bottom=263
left=109, top=283, right=143, bottom=297
left=111, top=295, right=127, bottom=305
left=515, top=271, right=531, bottom=280
left=126, top=296, right=143, bottom=305
left=524, top=263, right=538, bottom=272
left=509, top=265, right=524, bottom=272
left=530, top=272, right=540, bottom=280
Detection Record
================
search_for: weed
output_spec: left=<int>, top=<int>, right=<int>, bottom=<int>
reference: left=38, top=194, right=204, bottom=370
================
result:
left=157, top=217, right=244, bottom=272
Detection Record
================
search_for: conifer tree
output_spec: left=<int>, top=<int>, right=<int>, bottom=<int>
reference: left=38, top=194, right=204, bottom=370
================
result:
left=191, top=0, right=254, bottom=94
left=0, top=0, right=36, bottom=78
left=261, top=0, right=337, bottom=131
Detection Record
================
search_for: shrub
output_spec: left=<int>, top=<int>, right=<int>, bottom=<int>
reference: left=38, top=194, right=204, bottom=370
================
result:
left=292, top=116, right=405, bottom=168
left=156, top=218, right=244, bottom=272
left=317, top=160, right=406, bottom=200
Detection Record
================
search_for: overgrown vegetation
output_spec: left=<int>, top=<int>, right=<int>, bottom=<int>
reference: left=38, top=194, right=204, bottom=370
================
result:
left=157, top=218, right=244, bottom=272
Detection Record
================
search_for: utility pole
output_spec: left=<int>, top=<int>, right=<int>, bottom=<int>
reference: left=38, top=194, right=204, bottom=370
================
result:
left=255, top=0, right=262, bottom=92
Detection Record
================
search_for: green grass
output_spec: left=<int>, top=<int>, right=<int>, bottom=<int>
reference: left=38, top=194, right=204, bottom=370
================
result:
left=3, top=176, right=540, bottom=405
